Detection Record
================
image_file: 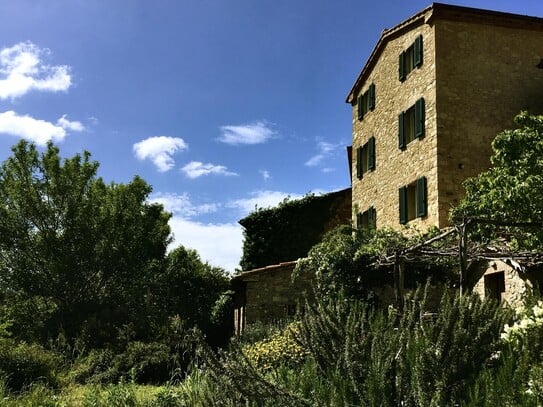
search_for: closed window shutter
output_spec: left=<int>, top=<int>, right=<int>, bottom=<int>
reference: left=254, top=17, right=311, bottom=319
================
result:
left=398, top=112, right=406, bottom=149
left=369, top=206, right=376, bottom=229
left=414, top=35, right=423, bottom=67
left=415, top=98, right=425, bottom=138
left=399, top=52, right=406, bottom=82
left=399, top=186, right=408, bottom=224
left=357, top=95, right=364, bottom=120
left=356, top=146, right=363, bottom=179
left=368, top=136, right=376, bottom=170
left=416, top=176, right=427, bottom=217
left=369, top=84, right=376, bottom=111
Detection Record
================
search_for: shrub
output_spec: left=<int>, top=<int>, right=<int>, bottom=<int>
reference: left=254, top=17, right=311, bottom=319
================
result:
left=243, top=323, right=308, bottom=372
left=0, top=339, right=61, bottom=393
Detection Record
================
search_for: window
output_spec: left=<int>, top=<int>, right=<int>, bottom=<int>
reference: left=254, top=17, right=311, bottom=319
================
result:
left=357, top=83, right=375, bottom=120
left=399, top=98, right=425, bottom=149
left=484, top=272, right=505, bottom=302
left=356, top=136, right=376, bottom=179
left=399, top=35, right=423, bottom=82
left=399, top=176, right=427, bottom=224
left=357, top=206, right=376, bottom=230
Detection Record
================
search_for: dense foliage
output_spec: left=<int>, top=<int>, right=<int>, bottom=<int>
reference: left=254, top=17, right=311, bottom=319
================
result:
left=0, top=141, right=232, bottom=396
left=239, top=190, right=350, bottom=271
left=294, top=225, right=456, bottom=300
left=452, top=111, right=543, bottom=248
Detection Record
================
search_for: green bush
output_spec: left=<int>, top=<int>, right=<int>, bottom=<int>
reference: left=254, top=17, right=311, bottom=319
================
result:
left=72, top=342, right=171, bottom=385
left=0, top=339, right=61, bottom=393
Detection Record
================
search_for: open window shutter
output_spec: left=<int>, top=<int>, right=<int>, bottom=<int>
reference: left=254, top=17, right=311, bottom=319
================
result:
left=399, top=52, right=406, bottom=82
left=398, top=112, right=406, bottom=149
left=369, top=84, right=375, bottom=111
left=415, top=98, right=425, bottom=138
left=356, top=146, right=363, bottom=179
left=368, top=206, right=376, bottom=229
left=356, top=212, right=363, bottom=229
left=416, top=176, right=427, bottom=217
left=399, top=187, right=408, bottom=224
left=368, top=136, right=376, bottom=170
left=357, top=95, right=364, bottom=120
left=414, top=35, right=423, bottom=67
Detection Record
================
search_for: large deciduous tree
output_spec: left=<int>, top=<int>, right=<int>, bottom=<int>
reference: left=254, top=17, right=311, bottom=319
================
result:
left=0, top=141, right=172, bottom=345
left=452, top=112, right=543, bottom=248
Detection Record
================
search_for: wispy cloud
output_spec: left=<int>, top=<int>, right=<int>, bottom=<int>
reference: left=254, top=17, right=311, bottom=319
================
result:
left=218, top=121, right=275, bottom=145
left=133, top=136, right=188, bottom=172
left=57, top=115, right=84, bottom=132
left=150, top=192, right=218, bottom=218
left=181, top=161, right=237, bottom=179
left=305, top=141, right=342, bottom=167
left=0, top=110, right=83, bottom=146
left=0, top=42, right=71, bottom=100
left=260, top=169, right=271, bottom=181
left=228, top=190, right=303, bottom=214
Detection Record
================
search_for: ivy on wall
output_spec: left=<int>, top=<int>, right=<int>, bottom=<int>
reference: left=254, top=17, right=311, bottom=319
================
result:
left=238, top=189, right=351, bottom=271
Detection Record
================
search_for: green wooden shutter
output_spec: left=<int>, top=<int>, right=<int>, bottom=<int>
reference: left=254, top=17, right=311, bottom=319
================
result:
left=398, top=112, right=406, bottom=149
left=368, top=136, right=376, bottom=170
left=357, top=95, right=364, bottom=120
left=369, top=83, right=375, bottom=111
left=368, top=206, right=376, bottom=229
left=414, top=35, right=423, bottom=67
left=416, top=176, right=427, bottom=217
left=415, top=98, right=425, bottom=138
left=356, top=212, right=363, bottom=229
left=356, top=146, right=363, bottom=179
left=399, top=186, right=408, bottom=224
left=399, top=52, right=406, bottom=82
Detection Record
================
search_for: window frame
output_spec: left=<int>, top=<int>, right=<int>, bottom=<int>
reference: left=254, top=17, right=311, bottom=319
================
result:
left=399, top=176, right=427, bottom=224
left=357, top=83, right=376, bottom=121
left=399, top=98, right=425, bottom=150
left=399, top=35, right=423, bottom=82
left=356, top=136, right=376, bottom=179
left=357, top=206, right=376, bottom=230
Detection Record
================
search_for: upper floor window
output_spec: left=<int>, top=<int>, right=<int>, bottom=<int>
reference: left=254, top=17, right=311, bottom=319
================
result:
left=357, top=206, right=376, bottom=230
left=357, top=83, right=375, bottom=121
left=399, top=98, right=425, bottom=149
left=356, top=136, right=376, bottom=179
left=399, top=35, right=423, bottom=82
left=399, top=176, right=427, bottom=224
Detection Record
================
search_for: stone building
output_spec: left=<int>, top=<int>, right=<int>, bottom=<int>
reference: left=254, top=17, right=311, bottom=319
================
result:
left=347, top=3, right=543, bottom=231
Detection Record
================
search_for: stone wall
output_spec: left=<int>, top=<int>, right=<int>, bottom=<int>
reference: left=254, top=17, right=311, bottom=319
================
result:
left=233, top=262, right=314, bottom=332
left=351, top=13, right=439, bottom=230
left=472, top=260, right=543, bottom=308
left=435, top=18, right=543, bottom=223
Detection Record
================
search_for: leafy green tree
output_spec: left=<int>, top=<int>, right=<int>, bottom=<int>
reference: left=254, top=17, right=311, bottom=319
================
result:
left=452, top=111, right=543, bottom=248
left=0, top=141, right=171, bottom=345
left=154, top=246, right=230, bottom=343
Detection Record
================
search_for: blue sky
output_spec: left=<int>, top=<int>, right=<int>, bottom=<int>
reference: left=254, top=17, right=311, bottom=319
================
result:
left=0, top=0, right=541, bottom=272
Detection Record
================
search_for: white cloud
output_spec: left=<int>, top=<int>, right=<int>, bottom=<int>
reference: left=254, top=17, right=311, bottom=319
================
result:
left=218, top=121, right=275, bottom=145
left=133, top=136, right=188, bottom=172
left=260, top=169, right=271, bottom=181
left=305, top=141, right=341, bottom=167
left=169, top=217, right=243, bottom=273
left=0, top=110, right=83, bottom=146
left=0, top=41, right=71, bottom=100
left=57, top=115, right=84, bottom=132
left=150, top=192, right=218, bottom=217
left=181, top=161, right=237, bottom=179
left=228, top=190, right=303, bottom=214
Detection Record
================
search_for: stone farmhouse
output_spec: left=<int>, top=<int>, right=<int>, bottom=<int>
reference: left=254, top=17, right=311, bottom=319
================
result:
left=349, top=2, right=543, bottom=231
left=349, top=2, right=543, bottom=307
left=233, top=4, right=543, bottom=332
